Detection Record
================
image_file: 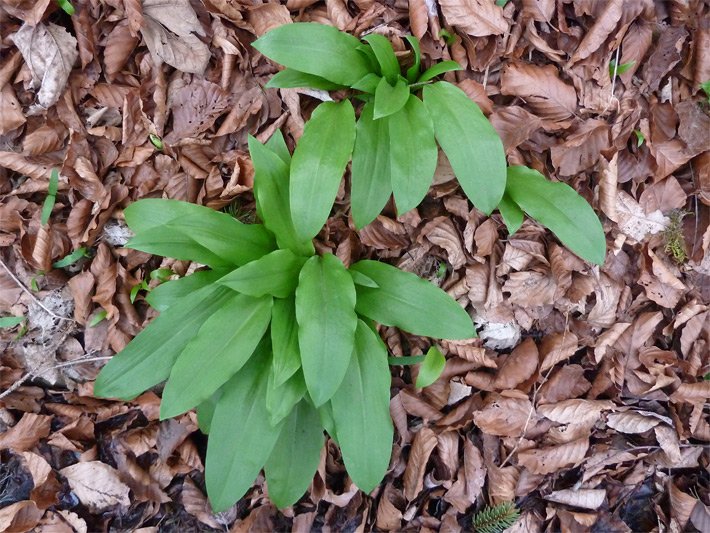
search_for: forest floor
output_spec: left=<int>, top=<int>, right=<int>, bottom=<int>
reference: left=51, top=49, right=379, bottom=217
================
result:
left=0, top=0, right=709, bottom=531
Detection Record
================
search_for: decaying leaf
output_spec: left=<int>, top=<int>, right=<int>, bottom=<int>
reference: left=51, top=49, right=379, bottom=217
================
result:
left=59, top=462, right=131, bottom=512
left=545, top=488, right=606, bottom=510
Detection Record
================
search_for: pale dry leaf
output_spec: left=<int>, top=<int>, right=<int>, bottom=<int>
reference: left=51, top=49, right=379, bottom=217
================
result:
left=489, top=106, right=543, bottom=154
left=638, top=176, right=687, bottom=213
left=517, top=438, right=589, bottom=475
left=550, top=119, right=610, bottom=176
left=0, top=501, right=43, bottom=533
left=545, top=489, right=606, bottom=510
left=669, top=481, right=698, bottom=530
left=654, top=424, right=681, bottom=465
left=180, top=477, right=222, bottom=529
left=19, top=451, right=52, bottom=487
left=59, top=461, right=131, bottom=512
left=500, top=62, right=577, bottom=122
left=473, top=395, right=533, bottom=437
left=404, top=427, right=439, bottom=500
left=0, top=86, right=26, bottom=134
left=594, top=322, right=630, bottom=362
left=421, top=216, right=466, bottom=270
left=376, top=484, right=404, bottom=531
left=486, top=464, right=518, bottom=505
left=10, top=22, right=79, bottom=112
left=438, top=0, right=509, bottom=37
left=605, top=411, right=660, bottom=434
left=539, top=332, right=578, bottom=371
left=537, top=365, right=590, bottom=404
left=0, top=413, right=52, bottom=451
left=503, top=271, right=557, bottom=307
left=690, top=502, right=710, bottom=533
left=521, top=0, right=554, bottom=22
left=493, top=337, right=538, bottom=389
left=638, top=248, right=686, bottom=309
left=141, top=0, right=211, bottom=75
left=409, top=0, right=430, bottom=39
left=670, top=381, right=710, bottom=403
left=537, top=399, right=615, bottom=426
left=248, top=3, right=292, bottom=37
left=463, top=438, right=486, bottom=501
left=612, top=191, right=668, bottom=241
left=104, top=21, right=139, bottom=81
left=598, top=154, right=618, bottom=222
left=570, top=0, right=623, bottom=63
left=1, top=0, right=52, bottom=25
left=325, top=0, right=353, bottom=30
left=123, top=0, right=144, bottom=37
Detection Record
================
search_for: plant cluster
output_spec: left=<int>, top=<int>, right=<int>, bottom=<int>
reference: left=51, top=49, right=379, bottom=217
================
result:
left=94, top=132, right=475, bottom=511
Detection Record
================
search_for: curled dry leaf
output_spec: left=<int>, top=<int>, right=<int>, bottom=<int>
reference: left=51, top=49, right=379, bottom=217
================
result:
left=605, top=411, right=661, bottom=434
left=638, top=248, right=687, bottom=309
left=517, top=437, right=589, bottom=475
left=0, top=501, right=43, bottom=533
left=539, top=332, right=578, bottom=371
left=545, top=488, right=606, bottom=510
left=668, top=480, right=698, bottom=530
left=59, top=461, right=131, bottom=512
left=611, top=191, right=668, bottom=242
left=165, top=79, right=232, bottom=143
left=10, top=23, right=79, bottom=112
left=500, top=62, right=577, bottom=122
left=492, top=337, right=538, bottom=390
left=403, top=427, right=439, bottom=500
left=537, top=399, right=615, bottom=426
left=569, top=0, right=623, bottom=63
left=420, top=216, right=466, bottom=270
left=140, top=0, right=211, bottom=75
left=0, top=413, right=52, bottom=452
left=438, top=0, right=509, bottom=37
left=670, top=381, right=710, bottom=403
left=473, top=395, right=533, bottom=437
left=248, top=3, right=292, bottom=38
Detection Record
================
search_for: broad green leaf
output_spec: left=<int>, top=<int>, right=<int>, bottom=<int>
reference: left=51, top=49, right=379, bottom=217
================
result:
left=356, top=43, right=379, bottom=72
left=265, top=130, right=291, bottom=165
left=373, top=77, right=410, bottom=119
left=318, top=402, right=338, bottom=443
left=0, top=316, right=25, bottom=328
left=196, top=389, right=221, bottom=434
left=218, top=250, right=307, bottom=298
left=206, top=348, right=282, bottom=512
left=53, top=247, right=89, bottom=268
left=331, top=320, right=393, bottom=493
left=350, top=102, right=393, bottom=229
left=266, top=68, right=345, bottom=91
left=387, top=354, right=426, bottom=365
left=418, top=60, right=462, bottom=82
left=352, top=73, right=381, bottom=94
left=362, top=34, right=400, bottom=83
left=497, top=192, right=524, bottom=235
left=271, top=296, right=301, bottom=387
left=125, top=201, right=276, bottom=268
left=145, top=269, right=227, bottom=312
left=266, top=368, right=306, bottom=426
left=350, top=260, right=475, bottom=339
left=349, top=269, right=379, bottom=288
left=290, top=101, right=356, bottom=241
left=94, top=284, right=235, bottom=400
left=160, top=294, right=272, bottom=418
left=423, top=81, right=506, bottom=214
left=505, top=166, right=606, bottom=265
left=249, top=136, right=314, bottom=256
left=404, top=35, right=421, bottom=83
left=388, top=95, right=438, bottom=214
left=415, top=346, right=446, bottom=388
left=253, top=23, right=370, bottom=86
left=41, top=168, right=59, bottom=225
left=265, top=399, right=324, bottom=509
left=295, top=254, right=357, bottom=406
left=609, top=59, right=635, bottom=77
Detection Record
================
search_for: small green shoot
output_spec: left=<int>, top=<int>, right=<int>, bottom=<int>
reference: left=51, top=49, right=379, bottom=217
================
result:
left=438, top=29, right=457, bottom=46
left=0, top=316, right=25, bottom=329
left=89, top=310, right=108, bottom=327
left=700, top=81, right=710, bottom=103
left=41, top=169, right=59, bottom=226
left=30, top=277, right=40, bottom=292
left=436, top=262, right=447, bottom=280
left=472, top=502, right=520, bottom=533
left=53, top=247, right=89, bottom=268
left=633, top=129, right=645, bottom=147
left=149, top=134, right=164, bottom=151
left=609, top=59, right=635, bottom=78
left=415, top=346, right=446, bottom=388
left=56, top=0, right=75, bottom=15
left=495, top=0, right=508, bottom=6
left=703, top=372, right=710, bottom=381
left=150, top=268, right=173, bottom=282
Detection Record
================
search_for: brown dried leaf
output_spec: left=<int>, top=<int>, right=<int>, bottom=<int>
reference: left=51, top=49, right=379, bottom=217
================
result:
left=486, top=464, right=518, bottom=505
left=404, top=427, right=438, bottom=500
left=493, top=338, right=538, bottom=389
left=10, top=22, right=78, bottom=112
left=473, top=395, right=533, bottom=437
left=605, top=411, right=660, bottom=434
left=59, top=462, right=131, bottom=512
left=539, top=332, right=578, bottom=371
left=570, top=0, right=623, bottom=63
left=489, top=106, right=542, bottom=154
left=0, top=86, right=26, bottom=134
left=165, top=79, right=231, bottom=143
left=612, top=191, right=668, bottom=242
left=438, top=0, right=509, bottom=37
left=140, top=0, right=211, bottom=75
left=669, top=481, right=698, bottom=530
left=517, top=438, right=589, bottom=475
left=420, top=216, right=466, bottom=269
left=545, top=489, right=606, bottom=510
left=1, top=0, right=52, bottom=25
left=638, top=248, right=686, bottom=309
left=538, top=399, right=615, bottom=426
left=0, top=413, right=52, bottom=451
left=639, top=176, right=687, bottom=214
left=690, top=502, right=710, bottom=533
left=0, top=501, right=43, bottom=533
left=550, top=119, right=610, bottom=176
left=104, top=21, right=139, bottom=81
left=670, top=381, right=710, bottom=403
left=501, top=62, right=577, bottom=122
left=463, top=438, right=486, bottom=501
left=123, top=0, right=144, bottom=37
left=248, top=3, right=292, bottom=37
left=409, top=0, right=430, bottom=39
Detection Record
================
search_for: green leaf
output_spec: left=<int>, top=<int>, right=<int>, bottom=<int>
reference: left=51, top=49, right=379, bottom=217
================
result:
left=93, top=284, right=235, bottom=400
left=352, top=73, right=381, bottom=94
left=290, top=100, right=356, bottom=241
left=266, top=68, right=346, bottom=91
left=249, top=136, right=313, bottom=256
left=701, top=80, right=710, bottom=103
left=295, top=254, right=357, bottom=406
left=404, top=35, right=421, bottom=83
left=265, top=130, right=291, bottom=165
left=349, top=269, right=379, bottom=288
left=350, top=260, right=475, bottom=339
left=633, top=129, right=645, bottom=148
left=373, top=77, right=410, bottom=119
left=56, top=0, right=75, bottom=15
left=350, top=102, right=393, bottom=229
left=41, top=168, right=59, bottom=225
left=253, top=23, right=370, bottom=86
left=145, top=269, right=227, bottom=312
left=0, top=316, right=25, bottom=328
left=125, top=200, right=276, bottom=268
left=331, top=320, right=393, bottom=493
left=265, top=399, right=324, bottom=509
left=52, top=247, right=89, bottom=268
left=318, top=402, right=338, bottom=443
left=415, top=346, right=446, bottom=388
left=389, top=95, right=438, bottom=214
left=387, top=355, right=426, bottom=365
left=497, top=192, right=524, bottom=235
left=218, top=250, right=307, bottom=298
left=149, top=133, right=163, bottom=150
left=271, top=296, right=301, bottom=387
left=418, top=60, right=462, bottom=83
left=266, top=368, right=307, bottom=426
left=205, top=348, right=282, bottom=512
left=88, top=309, right=107, bottom=327
left=362, top=34, right=400, bottom=83
left=423, top=81, right=506, bottom=214
left=609, top=59, right=635, bottom=77
left=438, top=29, right=457, bottom=45
left=196, top=390, right=221, bottom=434
left=160, top=294, right=272, bottom=418
left=505, top=166, right=606, bottom=265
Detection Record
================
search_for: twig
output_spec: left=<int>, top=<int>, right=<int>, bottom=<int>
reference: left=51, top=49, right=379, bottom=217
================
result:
left=0, top=355, right=111, bottom=401
left=0, top=259, right=75, bottom=322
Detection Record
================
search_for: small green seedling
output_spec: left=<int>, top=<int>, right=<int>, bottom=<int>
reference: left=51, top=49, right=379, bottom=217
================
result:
left=0, top=316, right=25, bottom=329
left=89, top=309, right=107, bottom=327
left=438, top=29, right=457, bottom=45
left=253, top=24, right=507, bottom=233
left=149, top=134, right=164, bottom=151
left=415, top=346, right=446, bottom=388
left=609, top=59, right=635, bottom=78
left=700, top=81, right=710, bottom=103
left=130, top=268, right=174, bottom=303
left=55, top=0, right=75, bottom=15
left=633, top=129, right=645, bottom=147
left=41, top=169, right=59, bottom=226
left=94, top=131, right=476, bottom=512
left=53, top=247, right=90, bottom=269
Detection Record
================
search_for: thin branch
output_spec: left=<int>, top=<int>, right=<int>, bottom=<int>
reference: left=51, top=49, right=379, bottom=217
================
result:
left=0, top=355, right=111, bottom=401
left=0, top=259, right=75, bottom=322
